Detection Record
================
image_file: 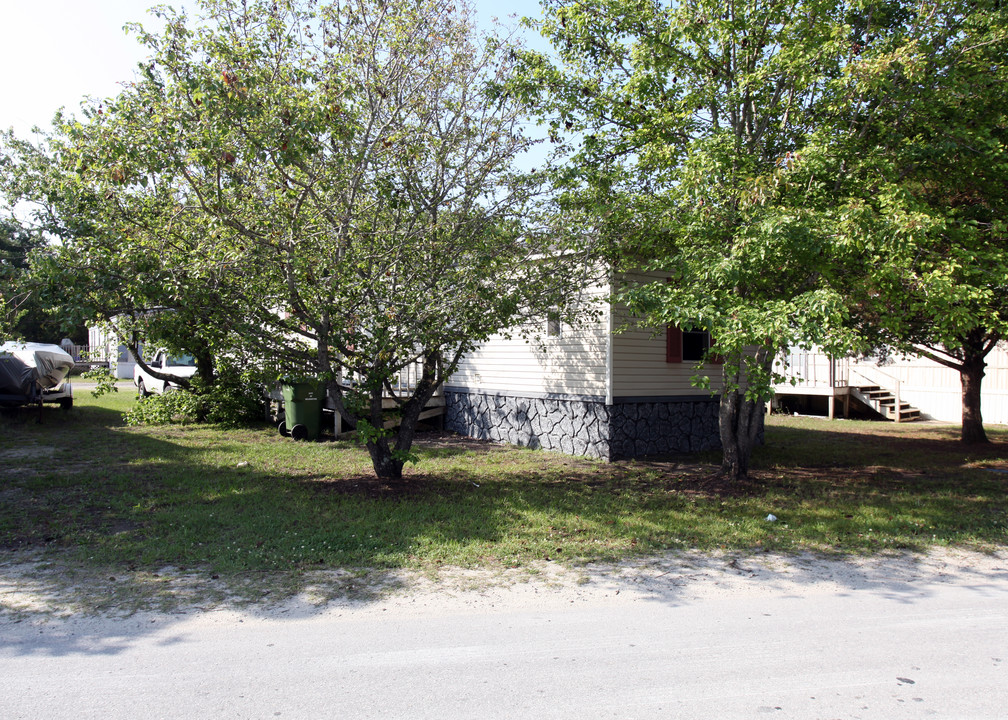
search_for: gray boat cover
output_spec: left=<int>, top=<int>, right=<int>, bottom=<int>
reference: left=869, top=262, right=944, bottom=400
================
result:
left=0, top=342, right=75, bottom=396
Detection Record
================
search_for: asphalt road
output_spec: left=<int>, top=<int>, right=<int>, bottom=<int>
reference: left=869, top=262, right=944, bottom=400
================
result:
left=2, top=554, right=1006, bottom=719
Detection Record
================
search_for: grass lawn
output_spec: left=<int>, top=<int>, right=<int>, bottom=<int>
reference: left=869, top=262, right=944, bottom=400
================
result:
left=1, top=391, right=1006, bottom=581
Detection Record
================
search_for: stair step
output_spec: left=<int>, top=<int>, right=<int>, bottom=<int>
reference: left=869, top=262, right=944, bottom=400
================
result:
left=877, top=399, right=915, bottom=409
left=850, top=385, right=922, bottom=421
left=852, top=385, right=923, bottom=422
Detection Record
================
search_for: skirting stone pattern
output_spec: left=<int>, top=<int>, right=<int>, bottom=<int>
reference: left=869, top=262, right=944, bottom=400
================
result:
left=608, top=400, right=721, bottom=458
left=443, top=390, right=722, bottom=461
left=443, top=391, right=611, bottom=459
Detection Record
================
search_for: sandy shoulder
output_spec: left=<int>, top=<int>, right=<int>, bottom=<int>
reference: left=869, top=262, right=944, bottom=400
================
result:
left=5, top=547, right=1003, bottom=622
left=301, top=547, right=1008, bottom=620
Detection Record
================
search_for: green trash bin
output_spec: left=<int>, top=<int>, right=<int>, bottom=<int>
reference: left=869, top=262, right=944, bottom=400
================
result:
left=280, top=382, right=324, bottom=441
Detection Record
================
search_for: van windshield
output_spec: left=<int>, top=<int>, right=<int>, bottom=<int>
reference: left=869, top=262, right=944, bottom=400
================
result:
left=168, top=354, right=197, bottom=367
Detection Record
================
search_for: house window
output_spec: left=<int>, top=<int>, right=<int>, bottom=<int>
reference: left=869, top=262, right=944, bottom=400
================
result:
left=546, top=310, right=562, bottom=338
left=666, top=326, right=716, bottom=363
left=682, top=330, right=710, bottom=362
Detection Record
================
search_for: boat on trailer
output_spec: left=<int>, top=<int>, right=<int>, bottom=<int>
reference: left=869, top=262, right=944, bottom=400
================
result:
left=0, top=342, right=75, bottom=409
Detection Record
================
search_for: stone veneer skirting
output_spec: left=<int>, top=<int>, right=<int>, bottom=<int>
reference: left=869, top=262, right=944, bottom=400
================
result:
left=443, top=390, right=721, bottom=461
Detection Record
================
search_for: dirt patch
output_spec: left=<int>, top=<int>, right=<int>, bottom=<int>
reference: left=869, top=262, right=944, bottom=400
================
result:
left=0, top=446, right=55, bottom=461
left=308, top=474, right=439, bottom=499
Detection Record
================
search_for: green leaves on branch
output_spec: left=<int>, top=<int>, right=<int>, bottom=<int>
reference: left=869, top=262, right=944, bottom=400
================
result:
left=3, top=0, right=596, bottom=479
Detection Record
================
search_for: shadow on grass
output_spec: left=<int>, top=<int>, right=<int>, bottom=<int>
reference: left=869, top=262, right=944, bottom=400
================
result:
left=0, top=403, right=1005, bottom=638
left=760, top=415, right=1008, bottom=470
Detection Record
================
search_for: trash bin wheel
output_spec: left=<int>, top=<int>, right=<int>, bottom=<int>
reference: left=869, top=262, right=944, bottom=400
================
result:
left=278, top=420, right=290, bottom=437
left=291, top=423, right=309, bottom=441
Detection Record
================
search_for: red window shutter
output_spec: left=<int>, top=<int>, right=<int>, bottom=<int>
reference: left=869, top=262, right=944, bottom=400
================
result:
left=666, top=326, right=682, bottom=363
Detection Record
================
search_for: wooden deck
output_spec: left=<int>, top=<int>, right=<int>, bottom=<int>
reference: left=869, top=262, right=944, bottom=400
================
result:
left=774, top=352, right=921, bottom=422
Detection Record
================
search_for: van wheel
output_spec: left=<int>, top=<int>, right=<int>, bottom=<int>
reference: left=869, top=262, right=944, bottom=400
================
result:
left=137, top=378, right=149, bottom=397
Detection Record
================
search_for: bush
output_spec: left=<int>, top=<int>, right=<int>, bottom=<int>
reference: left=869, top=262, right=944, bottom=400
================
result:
left=195, top=370, right=266, bottom=426
left=124, top=367, right=265, bottom=427
left=125, top=389, right=199, bottom=426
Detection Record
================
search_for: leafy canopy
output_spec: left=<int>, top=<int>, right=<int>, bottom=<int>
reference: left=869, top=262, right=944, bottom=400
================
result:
left=3, top=0, right=596, bottom=477
left=518, top=0, right=861, bottom=401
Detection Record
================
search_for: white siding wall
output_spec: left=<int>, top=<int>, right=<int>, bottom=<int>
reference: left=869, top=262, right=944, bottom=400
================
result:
left=88, top=322, right=136, bottom=379
left=446, top=283, right=610, bottom=398
left=610, top=271, right=723, bottom=399
left=448, top=271, right=727, bottom=401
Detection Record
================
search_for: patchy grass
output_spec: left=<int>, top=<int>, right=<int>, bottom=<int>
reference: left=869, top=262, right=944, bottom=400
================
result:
left=1, top=395, right=1005, bottom=595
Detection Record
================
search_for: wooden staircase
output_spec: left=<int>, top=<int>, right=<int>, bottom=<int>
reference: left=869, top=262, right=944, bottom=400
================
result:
left=850, top=385, right=922, bottom=422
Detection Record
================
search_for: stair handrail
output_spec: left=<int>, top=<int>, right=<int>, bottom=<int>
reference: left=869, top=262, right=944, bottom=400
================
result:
left=849, top=363, right=904, bottom=423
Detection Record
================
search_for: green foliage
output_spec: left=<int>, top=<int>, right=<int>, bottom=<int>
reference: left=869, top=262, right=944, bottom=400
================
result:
left=803, top=0, right=1008, bottom=339
left=0, top=217, right=34, bottom=336
left=125, top=389, right=200, bottom=426
left=2, top=0, right=597, bottom=479
left=519, top=0, right=1008, bottom=463
left=521, top=0, right=861, bottom=384
left=126, top=367, right=264, bottom=427
left=191, top=368, right=266, bottom=426
left=517, top=0, right=867, bottom=477
left=81, top=367, right=120, bottom=398
left=795, top=0, right=1008, bottom=440
left=0, top=215, right=77, bottom=341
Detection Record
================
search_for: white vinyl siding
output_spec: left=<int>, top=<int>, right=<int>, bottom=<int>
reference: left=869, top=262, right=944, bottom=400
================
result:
left=610, top=307, right=723, bottom=398
left=447, top=284, right=610, bottom=398
left=610, top=271, right=723, bottom=399
left=448, top=270, right=727, bottom=401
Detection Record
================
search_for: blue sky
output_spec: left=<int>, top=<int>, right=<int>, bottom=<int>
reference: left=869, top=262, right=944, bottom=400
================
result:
left=0, top=0, right=549, bottom=138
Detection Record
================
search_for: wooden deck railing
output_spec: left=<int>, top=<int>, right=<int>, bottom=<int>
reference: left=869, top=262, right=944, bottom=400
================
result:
left=777, top=350, right=848, bottom=389
left=340, top=356, right=445, bottom=400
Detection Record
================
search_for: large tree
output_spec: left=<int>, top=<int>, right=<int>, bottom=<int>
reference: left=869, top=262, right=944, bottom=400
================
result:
left=519, top=0, right=858, bottom=480
left=23, top=0, right=593, bottom=478
left=1, top=123, right=251, bottom=387
left=0, top=217, right=37, bottom=338
left=805, top=0, right=1008, bottom=443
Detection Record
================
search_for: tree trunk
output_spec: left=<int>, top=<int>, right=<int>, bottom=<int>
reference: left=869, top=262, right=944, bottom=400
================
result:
left=719, top=389, right=765, bottom=482
left=718, top=348, right=770, bottom=482
left=364, top=352, right=442, bottom=481
left=960, top=357, right=988, bottom=444
left=367, top=441, right=405, bottom=480
left=195, top=348, right=215, bottom=386
left=918, top=330, right=996, bottom=445
left=364, top=384, right=404, bottom=480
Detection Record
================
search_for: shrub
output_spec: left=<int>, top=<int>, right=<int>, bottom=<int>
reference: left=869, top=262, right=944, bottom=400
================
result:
left=124, top=367, right=265, bottom=427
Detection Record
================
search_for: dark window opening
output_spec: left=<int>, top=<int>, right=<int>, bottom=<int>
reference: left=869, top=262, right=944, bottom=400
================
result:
left=682, top=330, right=710, bottom=362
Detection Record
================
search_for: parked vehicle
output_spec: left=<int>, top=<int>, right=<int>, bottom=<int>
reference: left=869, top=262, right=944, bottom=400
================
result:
left=0, top=341, right=75, bottom=409
left=133, top=350, right=198, bottom=396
